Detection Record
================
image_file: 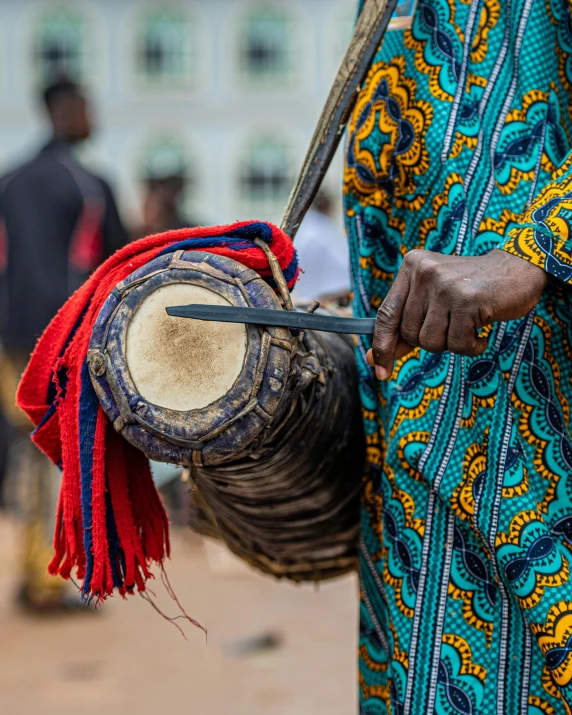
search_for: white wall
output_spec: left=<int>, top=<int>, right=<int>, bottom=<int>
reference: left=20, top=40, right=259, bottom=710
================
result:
left=0, top=0, right=355, bottom=228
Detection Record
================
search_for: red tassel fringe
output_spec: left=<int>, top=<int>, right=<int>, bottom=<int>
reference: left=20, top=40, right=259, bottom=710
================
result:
left=16, top=222, right=297, bottom=602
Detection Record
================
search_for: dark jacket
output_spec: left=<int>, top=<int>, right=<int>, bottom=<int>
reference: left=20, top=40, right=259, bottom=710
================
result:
left=0, top=139, right=127, bottom=351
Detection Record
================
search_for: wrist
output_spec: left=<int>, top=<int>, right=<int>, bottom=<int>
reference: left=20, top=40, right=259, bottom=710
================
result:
left=491, top=248, right=549, bottom=290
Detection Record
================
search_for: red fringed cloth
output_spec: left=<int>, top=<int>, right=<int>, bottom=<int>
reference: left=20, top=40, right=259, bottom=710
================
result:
left=16, top=221, right=298, bottom=602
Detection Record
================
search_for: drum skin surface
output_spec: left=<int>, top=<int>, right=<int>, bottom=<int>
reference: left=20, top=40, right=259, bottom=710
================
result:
left=125, top=283, right=247, bottom=412
left=88, top=250, right=293, bottom=467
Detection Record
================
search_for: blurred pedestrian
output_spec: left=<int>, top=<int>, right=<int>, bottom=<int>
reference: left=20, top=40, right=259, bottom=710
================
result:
left=0, top=76, right=127, bottom=611
left=134, top=153, right=201, bottom=240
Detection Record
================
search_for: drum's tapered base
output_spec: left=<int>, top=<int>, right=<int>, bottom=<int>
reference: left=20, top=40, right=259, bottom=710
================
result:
left=189, top=328, right=363, bottom=582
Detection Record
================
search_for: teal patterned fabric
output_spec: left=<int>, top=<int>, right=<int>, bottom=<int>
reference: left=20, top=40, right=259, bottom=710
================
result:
left=344, top=1, right=572, bottom=713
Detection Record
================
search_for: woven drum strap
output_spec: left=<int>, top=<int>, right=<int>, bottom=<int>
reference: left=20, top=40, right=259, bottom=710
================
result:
left=281, top=0, right=399, bottom=239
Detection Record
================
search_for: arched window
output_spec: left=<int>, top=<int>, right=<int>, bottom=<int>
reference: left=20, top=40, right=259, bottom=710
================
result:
left=139, top=136, right=191, bottom=184
left=239, top=138, right=292, bottom=208
left=136, top=9, right=193, bottom=87
left=34, top=8, right=85, bottom=82
left=239, top=8, right=293, bottom=84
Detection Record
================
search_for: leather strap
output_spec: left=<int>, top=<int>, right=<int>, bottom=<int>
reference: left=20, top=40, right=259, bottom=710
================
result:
left=280, top=0, right=399, bottom=239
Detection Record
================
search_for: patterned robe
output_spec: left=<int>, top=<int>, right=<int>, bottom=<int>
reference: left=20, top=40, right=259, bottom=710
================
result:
left=344, top=1, right=572, bottom=713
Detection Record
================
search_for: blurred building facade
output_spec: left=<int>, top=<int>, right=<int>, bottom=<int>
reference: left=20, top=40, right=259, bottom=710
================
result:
left=0, top=0, right=355, bottom=227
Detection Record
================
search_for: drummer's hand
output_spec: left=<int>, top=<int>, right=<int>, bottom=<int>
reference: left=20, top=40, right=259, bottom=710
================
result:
left=366, top=249, right=548, bottom=380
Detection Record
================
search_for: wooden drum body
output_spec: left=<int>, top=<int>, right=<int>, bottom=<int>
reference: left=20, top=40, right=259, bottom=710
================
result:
left=89, top=249, right=363, bottom=581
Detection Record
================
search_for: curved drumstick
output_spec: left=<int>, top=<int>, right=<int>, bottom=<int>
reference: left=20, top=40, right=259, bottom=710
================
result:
left=166, top=304, right=376, bottom=335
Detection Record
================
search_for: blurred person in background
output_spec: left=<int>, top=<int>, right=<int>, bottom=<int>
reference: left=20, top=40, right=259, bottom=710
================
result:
left=138, top=174, right=195, bottom=237
left=134, top=150, right=201, bottom=240
left=292, top=189, right=350, bottom=305
left=0, top=76, right=127, bottom=611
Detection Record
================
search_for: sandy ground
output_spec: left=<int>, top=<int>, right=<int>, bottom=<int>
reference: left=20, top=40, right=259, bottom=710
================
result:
left=0, top=515, right=358, bottom=714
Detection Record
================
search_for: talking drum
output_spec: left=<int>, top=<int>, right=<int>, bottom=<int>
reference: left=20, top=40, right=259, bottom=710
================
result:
left=16, top=1, right=407, bottom=600
left=88, top=248, right=363, bottom=581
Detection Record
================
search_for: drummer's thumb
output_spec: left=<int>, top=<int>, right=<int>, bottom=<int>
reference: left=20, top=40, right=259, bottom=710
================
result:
left=366, top=349, right=391, bottom=380
left=369, top=279, right=409, bottom=380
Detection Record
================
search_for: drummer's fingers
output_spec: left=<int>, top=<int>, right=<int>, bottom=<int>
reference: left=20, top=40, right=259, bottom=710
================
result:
left=371, top=271, right=410, bottom=380
left=366, top=340, right=415, bottom=381
left=395, top=340, right=416, bottom=361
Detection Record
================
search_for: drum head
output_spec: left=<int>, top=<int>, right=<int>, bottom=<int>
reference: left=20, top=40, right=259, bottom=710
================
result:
left=126, top=283, right=247, bottom=412
left=88, top=250, right=293, bottom=466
